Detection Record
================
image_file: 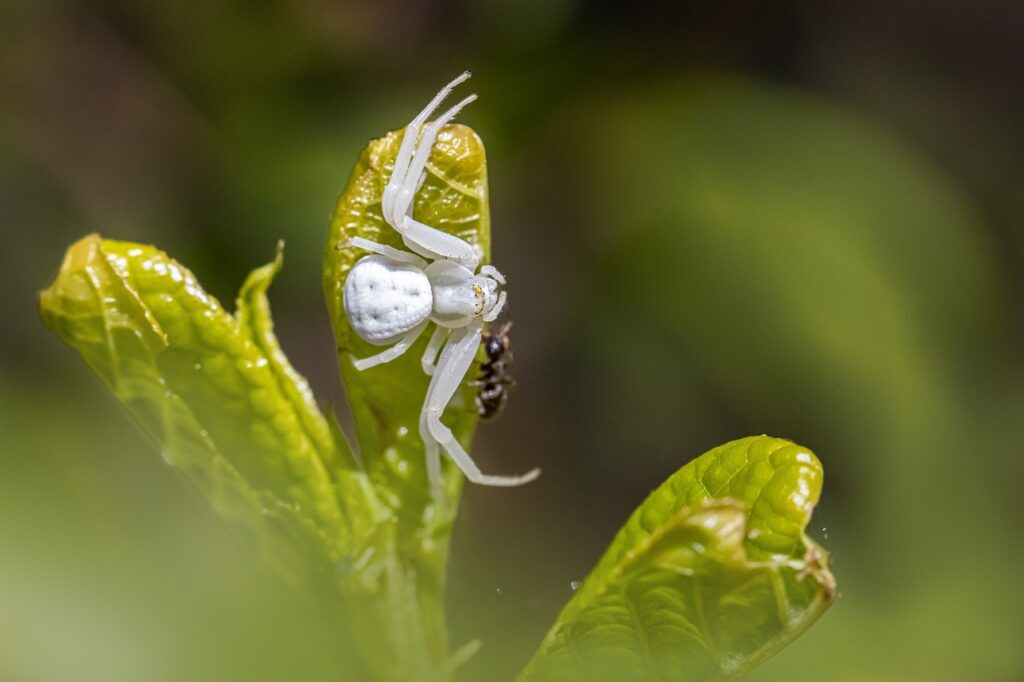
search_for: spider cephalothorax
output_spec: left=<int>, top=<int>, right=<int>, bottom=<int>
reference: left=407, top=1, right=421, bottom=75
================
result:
left=341, top=72, right=540, bottom=499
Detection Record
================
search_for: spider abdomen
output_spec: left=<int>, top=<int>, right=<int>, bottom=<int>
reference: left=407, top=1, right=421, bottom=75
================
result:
left=344, top=255, right=432, bottom=345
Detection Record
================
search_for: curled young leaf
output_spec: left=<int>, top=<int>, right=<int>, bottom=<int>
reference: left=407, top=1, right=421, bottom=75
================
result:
left=519, top=436, right=834, bottom=682
left=323, top=124, right=491, bottom=530
left=320, top=124, right=496, bottom=677
left=39, top=235, right=382, bottom=589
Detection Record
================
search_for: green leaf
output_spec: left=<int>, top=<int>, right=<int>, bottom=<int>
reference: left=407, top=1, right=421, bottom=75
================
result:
left=38, top=236, right=410, bottom=679
left=563, top=82, right=999, bottom=678
left=39, top=120, right=495, bottom=681
left=323, top=123, right=491, bottom=535
left=519, top=436, right=834, bottom=682
left=38, top=235, right=383, bottom=590
left=321, top=122, right=494, bottom=676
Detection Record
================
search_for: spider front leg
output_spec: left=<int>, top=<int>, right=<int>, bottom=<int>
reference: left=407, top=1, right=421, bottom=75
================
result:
left=401, top=93, right=476, bottom=210
left=395, top=99, right=481, bottom=267
left=382, top=71, right=471, bottom=227
left=421, top=324, right=541, bottom=487
left=381, top=76, right=481, bottom=268
left=398, top=217, right=481, bottom=270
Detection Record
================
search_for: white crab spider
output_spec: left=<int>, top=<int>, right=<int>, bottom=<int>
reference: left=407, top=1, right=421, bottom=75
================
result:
left=341, top=72, right=541, bottom=498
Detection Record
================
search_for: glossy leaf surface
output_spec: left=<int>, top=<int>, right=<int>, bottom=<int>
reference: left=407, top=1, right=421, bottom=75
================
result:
left=38, top=235, right=396, bottom=678
left=322, top=124, right=496, bottom=673
left=39, top=235, right=381, bottom=568
left=323, top=123, right=491, bottom=533
left=519, top=436, right=834, bottom=681
left=39, top=119, right=498, bottom=681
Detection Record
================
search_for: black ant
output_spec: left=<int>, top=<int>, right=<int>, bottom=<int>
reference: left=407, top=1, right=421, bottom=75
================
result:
left=473, top=321, right=514, bottom=419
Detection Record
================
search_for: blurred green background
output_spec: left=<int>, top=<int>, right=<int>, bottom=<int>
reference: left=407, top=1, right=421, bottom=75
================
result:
left=3, top=1, right=1024, bottom=680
